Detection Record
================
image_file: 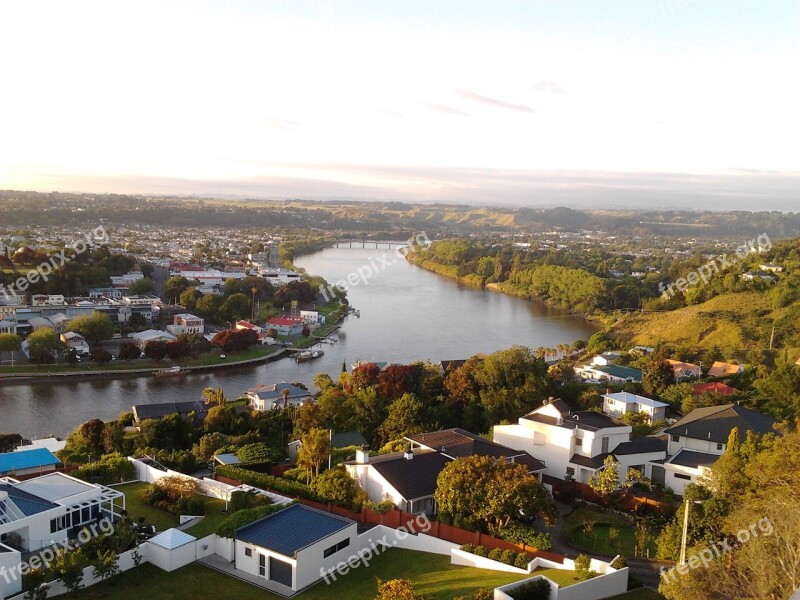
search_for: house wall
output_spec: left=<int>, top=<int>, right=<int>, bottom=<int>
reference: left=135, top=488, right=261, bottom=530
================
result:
left=667, top=436, right=725, bottom=456
left=494, top=422, right=572, bottom=480
left=148, top=541, right=196, bottom=572
left=663, top=463, right=705, bottom=495
left=0, top=504, right=70, bottom=552
left=615, top=451, right=667, bottom=480
left=294, top=523, right=358, bottom=590
left=0, top=544, right=23, bottom=600
left=345, top=464, right=406, bottom=509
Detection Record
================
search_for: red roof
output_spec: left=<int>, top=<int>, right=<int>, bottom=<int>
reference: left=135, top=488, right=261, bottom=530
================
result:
left=693, top=382, right=738, bottom=396
left=267, top=317, right=304, bottom=326
left=236, top=320, right=258, bottom=329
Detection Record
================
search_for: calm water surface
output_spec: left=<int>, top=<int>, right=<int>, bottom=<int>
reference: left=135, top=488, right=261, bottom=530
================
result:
left=0, top=246, right=598, bottom=438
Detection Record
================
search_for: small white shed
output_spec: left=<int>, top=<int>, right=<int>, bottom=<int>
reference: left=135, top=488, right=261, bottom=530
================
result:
left=147, top=528, right=197, bottom=572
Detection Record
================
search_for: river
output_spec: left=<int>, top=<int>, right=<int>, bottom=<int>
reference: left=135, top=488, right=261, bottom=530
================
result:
left=0, top=245, right=599, bottom=438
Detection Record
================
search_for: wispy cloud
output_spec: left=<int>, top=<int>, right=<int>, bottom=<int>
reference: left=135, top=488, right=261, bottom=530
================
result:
left=383, top=109, right=405, bottom=119
left=532, top=80, right=567, bottom=94
left=455, top=90, right=537, bottom=114
left=260, top=118, right=302, bottom=129
left=421, top=102, right=469, bottom=116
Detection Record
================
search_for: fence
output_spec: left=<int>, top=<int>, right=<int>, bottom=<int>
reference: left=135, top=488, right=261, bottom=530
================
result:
left=546, top=477, right=668, bottom=514
left=213, top=474, right=566, bottom=563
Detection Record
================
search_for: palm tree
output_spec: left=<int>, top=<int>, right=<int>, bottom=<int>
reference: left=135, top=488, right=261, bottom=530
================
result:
left=282, top=388, right=290, bottom=409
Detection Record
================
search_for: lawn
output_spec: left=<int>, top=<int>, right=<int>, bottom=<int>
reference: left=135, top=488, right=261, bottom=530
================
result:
left=112, top=482, right=178, bottom=532
left=564, top=507, right=657, bottom=557
left=112, top=482, right=230, bottom=538
left=67, top=548, right=528, bottom=599
left=531, top=568, right=579, bottom=587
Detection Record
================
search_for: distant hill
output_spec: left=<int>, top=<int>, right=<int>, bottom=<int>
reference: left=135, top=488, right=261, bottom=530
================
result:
left=607, top=291, right=800, bottom=358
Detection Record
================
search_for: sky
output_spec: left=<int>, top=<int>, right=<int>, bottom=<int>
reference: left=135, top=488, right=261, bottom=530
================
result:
left=0, top=0, right=798, bottom=209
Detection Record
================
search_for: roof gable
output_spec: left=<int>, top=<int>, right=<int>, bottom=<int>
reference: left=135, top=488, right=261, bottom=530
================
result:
left=665, top=404, right=776, bottom=444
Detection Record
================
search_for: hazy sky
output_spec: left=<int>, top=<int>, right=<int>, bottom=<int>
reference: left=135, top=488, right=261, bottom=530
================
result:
left=1, top=1, right=798, bottom=209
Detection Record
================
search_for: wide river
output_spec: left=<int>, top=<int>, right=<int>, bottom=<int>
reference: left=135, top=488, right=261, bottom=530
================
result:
left=0, top=245, right=599, bottom=438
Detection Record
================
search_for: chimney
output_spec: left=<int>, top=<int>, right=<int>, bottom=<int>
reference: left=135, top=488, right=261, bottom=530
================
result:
left=404, top=450, right=414, bottom=460
left=356, top=445, right=370, bottom=464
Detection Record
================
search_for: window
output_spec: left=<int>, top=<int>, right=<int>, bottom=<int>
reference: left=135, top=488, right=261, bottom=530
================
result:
left=674, top=473, right=691, bottom=480
left=601, top=437, right=609, bottom=453
left=324, top=538, right=350, bottom=558
left=672, top=434, right=680, bottom=443
left=565, top=467, right=575, bottom=479
left=245, top=547, right=252, bottom=558
left=716, top=443, right=724, bottom=451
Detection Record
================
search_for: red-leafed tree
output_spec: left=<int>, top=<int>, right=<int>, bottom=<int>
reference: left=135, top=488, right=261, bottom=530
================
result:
left=376, top=364, right=417, bottom=400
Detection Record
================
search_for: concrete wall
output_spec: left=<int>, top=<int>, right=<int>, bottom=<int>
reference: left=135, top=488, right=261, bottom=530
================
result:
left=357, top=525, right=458, bottom=557
left=345, top=463, right=406, bottom=509
left=295, top=523, right=358, bottom=590
left=450, top=549, right=528, bottom=574
left=668, top=436, right=724, bottom=456
left=495, top=566, right=628, bottom=600
left=0, top=544, right=23, bottom=600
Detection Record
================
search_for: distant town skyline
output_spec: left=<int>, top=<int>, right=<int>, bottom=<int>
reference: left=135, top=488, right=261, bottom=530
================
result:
left=1, top=1, right=798, bottom=210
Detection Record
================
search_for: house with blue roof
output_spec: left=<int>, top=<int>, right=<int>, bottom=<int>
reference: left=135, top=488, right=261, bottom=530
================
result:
left=234, top=503, right=357, bottom=593
left=0, top=448, right=61, bottom=478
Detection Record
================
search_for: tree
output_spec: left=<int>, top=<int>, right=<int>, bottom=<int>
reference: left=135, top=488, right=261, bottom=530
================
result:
left=129, top=277, right=154, bottom=294
left=51, top=548, right=85, bottom=593
left=23, top=568, right=50, bottom=600
left=144, top=340, right=168, bottom=360
left=179, top=287, right=202, bottom=311
left=91, top=548, right=120, bottom=582
left=118, top=341, right=140, bottom=361
left=67, top=312, right=115, bottom=344
left=194, top=294, right=223, bottom=320
left=91, top=347, right=112, bottom=364
left=589, top=455, right=620, bottom=499
left=642, top=359, right=676, bottom=396
left=0, top=433, right=22, bottom=453
left=236, top=442, right=282, bottom=464
left=78, top=418, right=106, bottom=457
left=435, top=455, right=557, bottom=529
left=221, top=292, right=251, bottom=321
left=297, top=428, right=332, bottom=482
left=574, top=554, right=597, bottom=581
left=164, top=276, right=193, bottom=303
left=26, top=329, right=63, bottom=360
left=0, top=332, right=21, bottom=357
left=202, top=387, right=226, bottom=406
left=377, top=393, right=428, bottom=445
left=193, top=432, right=229, bottom=462
left=374, top=579, right=426, bottom=600
left=312, top=467, right=360, bottom=506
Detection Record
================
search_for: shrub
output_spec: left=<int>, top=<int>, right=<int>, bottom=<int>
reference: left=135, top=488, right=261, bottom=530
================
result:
left=500, top=549, right=518, bottom=565
left=216, top=503, right=290, bottom=538
left=229, top=490, right=271, bottom=513
left=514, top=552, right=531, bottom=569
left=574, top=553, right=597, bottom=581
left=216, top=465, right=318, bottom=502
left=488, top=548, right=504, bottom=562
left=74, top=453, right=136, bottom=485
left=489, top=522, right=553, bottom=551
left=473, top=545, right=489, bottom=558
left=365, top=500, right=395, bottom=514
left=186, top=496, right=206, bottom=516
left=508, top=578, right=551, bottom=600
left=460, top=543, right=477, bottom=554
left=610, top=555, right=627, bottom=569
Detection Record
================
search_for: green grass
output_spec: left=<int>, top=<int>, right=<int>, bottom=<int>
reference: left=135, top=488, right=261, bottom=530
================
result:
left=531, top=568, right=579, bottom=587
left=564, top=507, right=657, bottom=557
left=67, top=548, right=528, bottom=599
left=183, top=497, right=229, bottom=538
left=112, top=482, right=179, bottom=532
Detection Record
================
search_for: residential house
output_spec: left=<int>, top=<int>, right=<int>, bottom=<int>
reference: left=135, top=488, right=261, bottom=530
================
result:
left=666, top=359, right=702, bottom=380
left=0, top=472, right=125, bottom=553
left=27, top=316, right=54, bottom=332
left=741, top=272, right=776, bottom=283
left=245, top=382, right=313, bottom=411
left=0, top=449, right=61, bottom=478
left=47, top=313, right=71, bottom=334
left=88, top=287, right=124, bottom=300
left=575, top=364, right=642, bottom=383
left=602, top=392, right=668, bottom=422
left=235, top=504, right=357, bottom=593
left=346, top=429, right=546, bottom=514
left=590, top=352, right=623, bottom=366
left=131, top=401, right=208, bottom=426
left=236, top=320, right=263, bottom=334
left=759, top=264, right=784, bottom=273
left=707, top=361, right=744, bottom=378
left=132, top=329, right=176, bottom=351
left=256, top=268, right=302, bottom=287
left=493, top=399, right=665, bottom=487
left=0, top=320, right=15, bottom=334
left=693, top=382, right=738, bottom=397
left=265, top=317, right=304, bottom=336
left=657, top=404, right=777, bottom=494
left=299, top=310, right=325, bottom=326
left=60, top=332, right=90, bottom=356
left=166, top=313, right=204, bottom=336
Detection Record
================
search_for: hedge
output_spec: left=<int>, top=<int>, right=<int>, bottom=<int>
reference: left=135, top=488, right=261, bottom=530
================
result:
left=459, top=544, right=531, bottom=570
left=216, top=465, right=319, bottom=501
left=216, top=503, right=290, bottom=538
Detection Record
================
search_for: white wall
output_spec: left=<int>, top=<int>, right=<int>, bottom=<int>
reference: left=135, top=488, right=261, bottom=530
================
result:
left=555, top=567, right=628, bottom=600
left=0, top=545, right=23, bottom=600
left=295, top=523, right=358, bottom=590
left=345, top=464, right=406, bottom=509
left=668, top=436, right=725, bottom=456
left=148, top=540, right=196, bottom=573
left=450, top=549, right=528, bottom=574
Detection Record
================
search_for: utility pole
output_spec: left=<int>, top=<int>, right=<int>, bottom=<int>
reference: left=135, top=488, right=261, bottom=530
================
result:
left=328, top=429, right=333, bottom=471
left=769, top=324, right=775, bottom=350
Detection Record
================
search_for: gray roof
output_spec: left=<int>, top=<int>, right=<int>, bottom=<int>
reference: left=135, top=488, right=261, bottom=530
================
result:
left=247, top=382, right=311, bottom=401
left=371, top=451, right=452, bottom=501
left=569, top=453, right=610, bottom=470
left=664, top=404, right=776, bottom=444
left=331, top=431, right=368, bottom=448
left=523, top=409, right=626, bottom=432
left=613, top=437, right=668, bottom=455
left=667, top=449, right=719, bottom=469
left=236, top=504, right=354, bottom=557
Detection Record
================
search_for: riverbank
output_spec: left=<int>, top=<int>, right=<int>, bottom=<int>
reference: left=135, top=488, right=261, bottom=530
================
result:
left=0, top=346, right=288, bottom=384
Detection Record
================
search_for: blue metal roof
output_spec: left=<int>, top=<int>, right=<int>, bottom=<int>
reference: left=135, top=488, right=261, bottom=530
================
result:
left=236, top=504, right=354, bottom=557
left=0, top=483, right=57, bottom=517
left=0, top=448, right=60, bottom=473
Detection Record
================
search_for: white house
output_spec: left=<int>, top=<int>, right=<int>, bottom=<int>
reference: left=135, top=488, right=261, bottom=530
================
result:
left=0, top=472, right=125, bottom=553
left=602, top=392, right=668, bottom=423
left=257, top=268, right=302, bottom=287
left=347, top=429, right=546, bottom=514
left=655, top=404, right=777, bottom=494
left=493, top=399, right=665, bottom=487
left=235, top=320, right=263, bottom=334
left=574, top=364, right=642, bottom=383
left=666, top=360, right=702, bottom=380
left=590, top=352, right=623, bottom=366
left=166, top=313, right=204, bottom=336
left=265, top=317, right=304, bottom=336
left=235, top=503, right=357, bottom=593
left=245, top=382, right=313, bottom=411
left=60, top=331, right=90, bottom=356
left=0, top=320, right=16, bottom=335
left=300, top=310, right=325, bottom=326
left=132, top=329, right=176, bottom=351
